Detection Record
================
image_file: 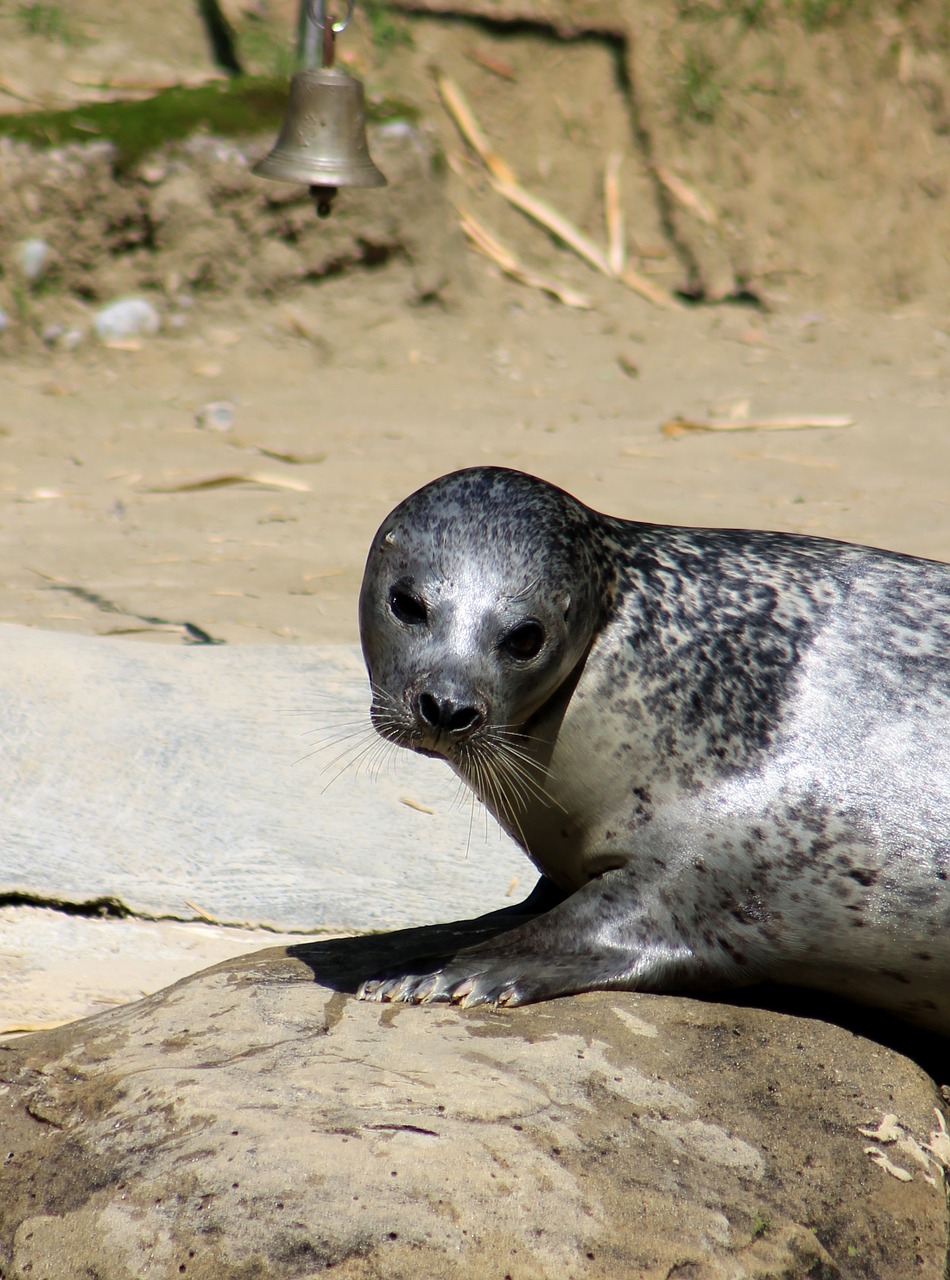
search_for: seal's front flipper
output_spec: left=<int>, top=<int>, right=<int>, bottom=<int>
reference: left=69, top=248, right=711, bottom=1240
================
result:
left=357, top=948, right=626, bottom=1007
left=357, top=871, right=712, bottom=1007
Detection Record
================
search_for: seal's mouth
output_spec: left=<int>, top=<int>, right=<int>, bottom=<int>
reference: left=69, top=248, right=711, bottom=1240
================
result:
left=369, top=712, right=452, bottom=760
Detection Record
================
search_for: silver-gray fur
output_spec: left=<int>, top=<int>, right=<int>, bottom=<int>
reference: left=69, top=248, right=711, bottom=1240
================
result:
left=356, top=466, right=950, bottom=1034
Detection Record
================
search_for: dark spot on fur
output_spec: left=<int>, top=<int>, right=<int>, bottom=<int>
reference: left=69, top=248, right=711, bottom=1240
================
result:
left=717, top=937, right=749, bottom=966
left=845, top=867, right=878, bottom=887
left=879, top=969, right=912, bottom=985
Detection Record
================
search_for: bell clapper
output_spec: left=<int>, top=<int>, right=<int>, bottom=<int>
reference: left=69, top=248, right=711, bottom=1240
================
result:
left=311, top=185, right=338, bottom=217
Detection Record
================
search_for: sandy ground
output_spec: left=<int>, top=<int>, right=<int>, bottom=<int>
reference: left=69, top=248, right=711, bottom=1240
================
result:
left=2, top=254, right=950, bottom=1030
left=4, top=264, right=950, bottom=645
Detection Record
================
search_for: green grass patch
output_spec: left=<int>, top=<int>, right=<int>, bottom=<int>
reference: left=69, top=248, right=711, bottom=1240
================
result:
left=785, top=0, right=867, bottom=28
left=0, top=78, right=287, bottom=171
left=679, top=0, right=768, bottom=24
left=681, top=0, right=869, bottom=27
left=234, top=19, right=296, bottom=79
left=364, top=0, right=414, bottom=53
left=676, top=43, right=723, bottom=122
left=0, top=76, right=416, bottom=172
left=16, top=1, right=89, bottom=45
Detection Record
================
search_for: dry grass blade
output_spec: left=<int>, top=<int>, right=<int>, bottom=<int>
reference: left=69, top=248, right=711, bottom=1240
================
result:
left=657, top=168, right=719, bottom=227
left=459, top=210, right=593, bottom=309
left=492, top=176, right=612, bottom=276
left=440, top=71, right=676, bottom=311
left=437, top=74, right=517, bottom=185
left=441, top=76, right=604, bottom=274
left=183, top=898, right=220, bottom=923
left=0, top=1021, right=73, bottom=1035
left=142, top=472, right=312, bottom=493
left=67, top=74, right=217, bottom=92
left=498, top=177, right=681, bottom=309
left=621, top=266, right=682, bottom=311
left=0, top=78, right=43, bottom=105
left=465, top=47, right=516, bottom=81
left=458, top=212, right=519, bottom=270
left=254, top=446, right=326, bottom=465
left=399, top=797, right=436, bottom=814
left=228, top=440, right=327, bottom=465
left=604, top=152, right=625, bottom=277
left=661, top=415, right=857, bottom=438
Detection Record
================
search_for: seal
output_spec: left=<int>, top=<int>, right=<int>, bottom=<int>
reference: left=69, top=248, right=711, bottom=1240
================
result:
left=356, top=466, right=950, bottom=1034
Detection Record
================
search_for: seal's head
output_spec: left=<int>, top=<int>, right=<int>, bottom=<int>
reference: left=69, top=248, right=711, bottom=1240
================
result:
left=359, top=467, right=607, bottom=766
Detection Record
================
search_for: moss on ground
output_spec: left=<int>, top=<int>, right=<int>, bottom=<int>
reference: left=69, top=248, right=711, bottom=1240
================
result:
left=0, top=76, right=416, bottom=172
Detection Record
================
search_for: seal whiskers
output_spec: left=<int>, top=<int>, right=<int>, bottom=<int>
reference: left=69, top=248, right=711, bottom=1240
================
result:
left=299, top=684, right=406, bottom=786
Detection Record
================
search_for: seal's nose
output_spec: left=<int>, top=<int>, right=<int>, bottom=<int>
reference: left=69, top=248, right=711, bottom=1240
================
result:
left=415, top=692, right=485, bottom=737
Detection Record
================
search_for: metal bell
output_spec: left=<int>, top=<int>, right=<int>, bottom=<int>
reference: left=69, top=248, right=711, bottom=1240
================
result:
left=253, top=66, right=386, bottom=213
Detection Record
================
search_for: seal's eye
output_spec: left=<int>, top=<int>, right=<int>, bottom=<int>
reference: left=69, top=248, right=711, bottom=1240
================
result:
left=502, top=620, right=545, bottom=660
left=389, top=587, right=427, bottom=626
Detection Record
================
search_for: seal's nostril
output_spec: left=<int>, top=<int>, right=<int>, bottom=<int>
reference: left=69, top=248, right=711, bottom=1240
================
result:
left=418, top=692, right=441, bottom=728
left=447, top=705, right=482, bottom=733
left=416, top=693, right=483, bottom=735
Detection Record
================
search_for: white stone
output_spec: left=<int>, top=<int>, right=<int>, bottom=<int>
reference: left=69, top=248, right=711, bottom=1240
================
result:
left=15, top=237, right=49, bottom=281
left=93, top=297, right=161, bottom=341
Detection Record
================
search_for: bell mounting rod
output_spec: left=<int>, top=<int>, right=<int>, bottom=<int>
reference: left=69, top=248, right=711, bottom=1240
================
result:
left=299, top=0, right=348, bottom=72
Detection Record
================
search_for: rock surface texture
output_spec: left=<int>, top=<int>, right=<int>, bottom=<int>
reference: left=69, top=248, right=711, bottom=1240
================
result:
left=1, top=922, right=947, bottom=1279
left=0, top=626, right=524, bottom=932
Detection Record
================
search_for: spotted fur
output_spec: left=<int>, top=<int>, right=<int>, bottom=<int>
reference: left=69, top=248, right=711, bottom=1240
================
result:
left=357, top=467, right=950, bottom=1034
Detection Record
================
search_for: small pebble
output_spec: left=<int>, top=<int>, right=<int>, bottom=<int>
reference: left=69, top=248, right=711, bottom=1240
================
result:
left=93, top=297, right=161, bottom=342
left=139, top=163, right=168, bottom=185
left=16, top=238, right=50, bottom=282
left=196, top=400, right=236, bottom=432
left=42, top=324, right=84, bottom=351
left=0, top=309, right=9, bottom=335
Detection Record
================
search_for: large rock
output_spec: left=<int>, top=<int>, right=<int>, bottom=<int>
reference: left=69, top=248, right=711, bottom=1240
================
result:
left=1, top=916, right=947, bottom=1278
left=0, top=625, right=524, bottom=932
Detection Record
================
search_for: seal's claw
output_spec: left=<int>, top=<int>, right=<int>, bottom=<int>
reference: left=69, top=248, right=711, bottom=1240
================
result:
left=447, top=977, right=475, bottom=1003
left=457, top=984, right=506, bottom=1009
left=356, top=959, right=528, bottom=1007
left=413, top=975, right=443, bottom=1003
left=357, top=969, right=454, bottom=1004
